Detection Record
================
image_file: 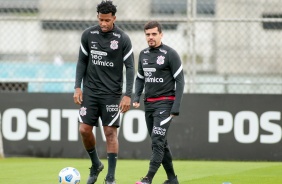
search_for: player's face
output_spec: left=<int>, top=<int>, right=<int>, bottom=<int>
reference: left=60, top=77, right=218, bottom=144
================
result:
left=145, top=27, right=163, bottom=48
left=97, top=13, right=116, bottom=32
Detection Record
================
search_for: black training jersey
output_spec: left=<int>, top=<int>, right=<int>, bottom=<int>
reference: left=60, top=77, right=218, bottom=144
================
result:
left=74, top=24, right=134, bottom=97
left=134, top=44, right=185, bottom=115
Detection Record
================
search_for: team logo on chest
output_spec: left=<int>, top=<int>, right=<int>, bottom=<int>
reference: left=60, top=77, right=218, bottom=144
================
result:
left=110, top=40, right=119, bottom=50
left=156, top=55, right=165, bottom=65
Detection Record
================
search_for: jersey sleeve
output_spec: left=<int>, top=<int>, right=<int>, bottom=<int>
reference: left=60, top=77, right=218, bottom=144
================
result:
left=74, top=30, right=89, bottom=89
left=133, top=52, right=145, bottom=103
left=122, top=33, right=135, bottom=97
left=169, top=49, right=185, bottom=115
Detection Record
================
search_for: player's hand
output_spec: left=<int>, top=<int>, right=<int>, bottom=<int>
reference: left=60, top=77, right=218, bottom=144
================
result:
left=73, top=88, right=83, bottom=105
left=119, top=96, right=131, bottom=113
left=132, top=102, right=140, bottom=108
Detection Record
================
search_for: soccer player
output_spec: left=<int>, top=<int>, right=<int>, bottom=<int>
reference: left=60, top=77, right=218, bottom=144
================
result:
left=133, top=21, right=185, bottom=184
left=73, top=1, right=134, bottom=184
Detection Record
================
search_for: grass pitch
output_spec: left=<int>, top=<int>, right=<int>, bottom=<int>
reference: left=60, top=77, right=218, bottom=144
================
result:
left=0, top=157, right=281, bottom=184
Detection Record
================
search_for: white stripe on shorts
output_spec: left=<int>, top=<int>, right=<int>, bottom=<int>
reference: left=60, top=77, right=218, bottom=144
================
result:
left=108, top=110, right=121, bottom=126
left=160, top=116, right=172, bottom=126
left=78, top=111, right=83, bottom=123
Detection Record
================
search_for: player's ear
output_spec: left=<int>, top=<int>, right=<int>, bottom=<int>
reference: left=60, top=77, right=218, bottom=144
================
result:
left=112, top=15, right=116, bottom=22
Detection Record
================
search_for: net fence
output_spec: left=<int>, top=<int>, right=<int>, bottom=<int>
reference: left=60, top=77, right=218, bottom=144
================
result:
left=1, top=0, right=282, bottom=94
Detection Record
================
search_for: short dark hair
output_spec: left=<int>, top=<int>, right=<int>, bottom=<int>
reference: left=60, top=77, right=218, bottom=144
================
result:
left=144, top=21, right=162, bottom=33
left=97, top=0, right=117, bottom=15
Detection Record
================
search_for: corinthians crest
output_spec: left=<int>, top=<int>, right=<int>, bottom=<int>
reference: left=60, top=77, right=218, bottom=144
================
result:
left=79, top=107, right=87, bottom=116
left=156, top=55, right=165, bottom=65
left=110, top=40, right=119, bottom=50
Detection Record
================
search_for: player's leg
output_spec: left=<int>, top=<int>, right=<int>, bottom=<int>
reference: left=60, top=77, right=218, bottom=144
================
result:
left=147, top=109, right=172, bottom=180
left=78, top=95, right=104, bottom=184
left=135, top=110, right=154, bottom=184
left=137, top=101, right=173, bottom=184
left=79, top=123, right=101, bottom=166
left=100, top=97, right=120, bottom=183
left=162, top=143, right=179, bottom=184
left=103, top=126, right=118, bottom=182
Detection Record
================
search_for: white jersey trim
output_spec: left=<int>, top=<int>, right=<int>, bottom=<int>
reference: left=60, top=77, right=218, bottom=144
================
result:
left=173, top=64, right=183, bottom=78
left=137, top=72, right=144, bottom=79
left=80, top=43, right=88, bottom=56
left=123, top=48, right=133, bottom=61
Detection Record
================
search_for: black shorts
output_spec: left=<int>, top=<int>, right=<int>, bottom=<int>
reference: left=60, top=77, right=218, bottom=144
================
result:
left=78, top=94, right=121, bottom=127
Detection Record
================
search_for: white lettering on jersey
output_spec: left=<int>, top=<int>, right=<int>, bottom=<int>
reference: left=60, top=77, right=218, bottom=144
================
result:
left=143, top=68, right=163, bottom=83
left=91, top=53, right=114, bottom=67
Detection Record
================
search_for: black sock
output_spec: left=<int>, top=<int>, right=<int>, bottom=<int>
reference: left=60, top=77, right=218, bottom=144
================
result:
left=146, top=171, right=156, bottom=182
left=87, top=148, right=100, bottom=168
left=164, top=167, right=176, bottom=180
left=106, top=153, right=117, bottom=179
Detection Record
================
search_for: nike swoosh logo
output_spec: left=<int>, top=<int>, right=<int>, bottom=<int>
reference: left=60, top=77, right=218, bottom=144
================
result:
left=112, top=113, right=117, bottom=117
left=160, top=110, right=166, bottom=114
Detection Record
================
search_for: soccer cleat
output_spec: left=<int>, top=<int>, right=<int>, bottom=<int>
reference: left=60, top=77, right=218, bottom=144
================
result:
left=163, top=176, right=179, bottom=184
left=86, top=162, right=104, bottom=184
left=135, top=177, right=152, bottom=184
left=104, top=175, right=116, bottom=184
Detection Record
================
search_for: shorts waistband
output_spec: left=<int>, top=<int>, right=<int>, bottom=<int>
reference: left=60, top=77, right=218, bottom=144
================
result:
left=146, top=96, right=175, bottom=102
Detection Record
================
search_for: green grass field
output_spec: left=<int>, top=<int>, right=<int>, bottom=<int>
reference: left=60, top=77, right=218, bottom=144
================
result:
left=0, top=157, right=281, bottom=184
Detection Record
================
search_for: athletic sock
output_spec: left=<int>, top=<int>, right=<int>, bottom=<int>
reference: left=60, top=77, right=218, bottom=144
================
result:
left=87, top=148, right=100, bottom=168
left=164, top=167, right=176, bottom=180
left=146, top=171, right=156, bottom=182
left=106, top=153, right=117, bottom=179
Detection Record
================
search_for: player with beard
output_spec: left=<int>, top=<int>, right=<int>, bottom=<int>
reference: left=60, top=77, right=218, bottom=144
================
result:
left=133, top=21, right=185, bottom=184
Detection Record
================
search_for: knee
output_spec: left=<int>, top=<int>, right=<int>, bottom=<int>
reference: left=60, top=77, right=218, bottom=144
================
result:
left=152, top=141, right=165, bottom=150
left=79, top=124, right=92, bottom=137
left=104, top=129, right=117, bottom=143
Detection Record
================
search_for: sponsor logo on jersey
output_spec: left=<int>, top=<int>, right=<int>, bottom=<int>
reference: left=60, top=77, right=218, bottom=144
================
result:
left=79, top=107, right=87, bottom=116
left=110, top=40, right=119, bottom=50
left=144, top=49, right=150, bottom=54
left=91, top=42, right=98, bottom=49
left=90, top=31, right=99, bottom=34
left=92, top=59, right=114, bottom=67
left=106, top=104, right=119, bottom=112
left=91, top=52, right=113, bottom=67
left=156, top=55, right=165, bottom=65
left=113, top=32, right=121, bottom=38
left=144, top=71, right=152, bottom=77
left=143, top=68, right=156, bottom=72
left=91, top=50, right=107, bottom=56
left=145, top=77, right=164, bottom=83
left=159, top=48, right=167, bottom=54
left=143, top=59, right=148, bottom=65
left=143, top=68, right=163, bottom=83
left=153, top=126, right=167, bottom=136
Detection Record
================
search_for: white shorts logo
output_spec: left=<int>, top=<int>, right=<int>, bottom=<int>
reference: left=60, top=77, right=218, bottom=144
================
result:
left=79, top=107, right=87, bottom=116
left=153, top=126, right=167, bottom=136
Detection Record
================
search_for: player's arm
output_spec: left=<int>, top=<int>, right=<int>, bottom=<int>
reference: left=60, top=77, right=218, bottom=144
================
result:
left=169, top=49, right=185, bottom=116
left=73, top=30, right=89, bottom=105
left=133, top=54, right=145, bottom=108
left=120, top=34, right=135, bottom=112
left=122, top=34, right=135, bottom=98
